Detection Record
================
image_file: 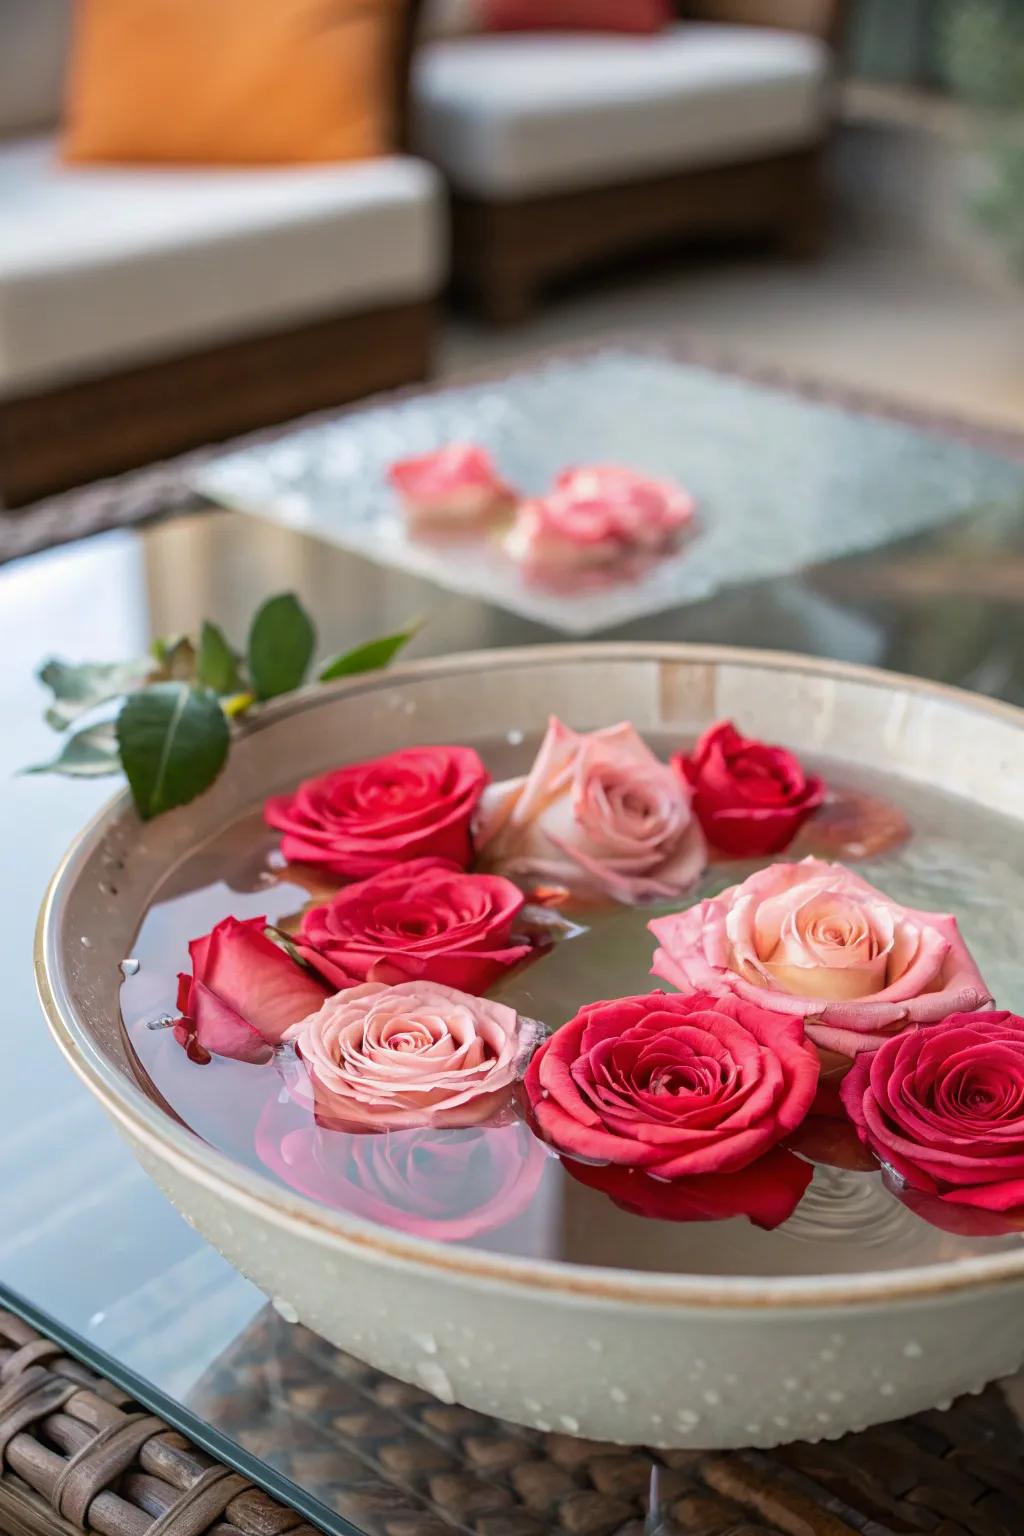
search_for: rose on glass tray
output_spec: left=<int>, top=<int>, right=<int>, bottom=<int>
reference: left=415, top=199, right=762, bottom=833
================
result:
left=387, top=445, right=518, bottom=529
left=502, top=465, right=696, bottom=575
left=138, top=695, right=1024, bottom=1245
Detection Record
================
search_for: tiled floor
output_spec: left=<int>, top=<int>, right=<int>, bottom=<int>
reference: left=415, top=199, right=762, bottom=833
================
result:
left=442, top=97, right=1024, bottom=431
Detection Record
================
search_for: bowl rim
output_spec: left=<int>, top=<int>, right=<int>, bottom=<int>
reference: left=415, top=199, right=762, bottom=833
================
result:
left=36, top=641, right=1024, bottom=1311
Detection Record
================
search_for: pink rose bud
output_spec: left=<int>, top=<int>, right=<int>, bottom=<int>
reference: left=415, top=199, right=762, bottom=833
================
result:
left=650, top=857, right=993, bottom=1059
left=388, top=444, right=518, bottom=528
left=174, top=916, right=330, bottom=1065
left=474, top=715, right=706, bottom=904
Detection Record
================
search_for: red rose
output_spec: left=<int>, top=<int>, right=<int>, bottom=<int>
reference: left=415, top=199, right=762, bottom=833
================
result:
left=175, top=916, right=329, bottom=1065
left=674, top=720, right=825, bottom=858
left=524, top=991, right=819, bottom=1229
left=264, top=745, right=488, bottom=878
left=297, top=857, right=532, bottom=993
left=254, top=1105, right=546, bottom=1242
left=841, top=1011, right=1024, bottom=1216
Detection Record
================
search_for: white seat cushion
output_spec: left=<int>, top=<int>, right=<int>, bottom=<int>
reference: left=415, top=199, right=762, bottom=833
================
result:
left=412, top=23, right=829, bottom=198
left=0, top=139, right=446, bottom=394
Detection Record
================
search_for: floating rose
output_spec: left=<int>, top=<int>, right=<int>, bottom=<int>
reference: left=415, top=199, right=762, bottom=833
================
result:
left=475, top=716, right=706, bottom=904
left=264, top=745, right=488, bottom=879
left=841, top=1012, right=1024, bottom=1221
left=675, top=720, right=825, bottom=858
left=524, top=991, right=818, bottom=1229
left=175, top=916, right=330, bottom=1065
left=649, top=857, right=992, bottom=1059
left=503, top=465, right=694, bottom=572
left=284, top=979, right=527, bottom=1130
left=255, top=1110, right=548, bottom=1242
left=388, top=444, right=517, bottom=528
left=297, top=857, right=532, bottom=994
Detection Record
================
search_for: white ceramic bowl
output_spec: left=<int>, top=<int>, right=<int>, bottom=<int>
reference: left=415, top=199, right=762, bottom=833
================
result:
left=36, top=644, right=1024, bottom=1448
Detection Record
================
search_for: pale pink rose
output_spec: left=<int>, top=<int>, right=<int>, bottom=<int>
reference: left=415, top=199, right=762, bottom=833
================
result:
left=474, top=716, right=706, bottom=904
left=284, top=980, right=525, bottom=1130
left=649, top=857, right=993, bottom=1058
left=387, top=444, right=517, bottom=528
left=503, top=465, right=695, bottom=571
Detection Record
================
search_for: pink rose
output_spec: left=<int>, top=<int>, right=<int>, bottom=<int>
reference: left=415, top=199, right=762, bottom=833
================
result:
left=284, top=979, right=526, bottom=1130
left=296, top=858, right=532, bottom=994
left=650, top=857, right=992, bottom=1059
left=264, top=745, right=488, bottom=878
left=675, top=720, right=825, bottom=858
left=255, top=1108, right=547, bottom=1242
left=474, top=716, right=706, bottom=904
left=503, top=465, right=695, bottom=571
left=388, top=444, right=517, bottom=527
left=524, top=991, right=818, bottom=1229
left=174, top=916, right=330, bottom=1065
left=841, top=1012, right=1024, bottom=1219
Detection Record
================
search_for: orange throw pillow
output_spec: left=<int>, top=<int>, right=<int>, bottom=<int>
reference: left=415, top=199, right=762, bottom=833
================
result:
left=63, top=0, right=403, bottom=166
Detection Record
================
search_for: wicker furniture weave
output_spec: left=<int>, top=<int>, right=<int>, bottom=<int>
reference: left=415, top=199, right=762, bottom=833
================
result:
left=5, top=1300, right=1024, bottom=1536
left=0, top=1312, right=317, bottom=1536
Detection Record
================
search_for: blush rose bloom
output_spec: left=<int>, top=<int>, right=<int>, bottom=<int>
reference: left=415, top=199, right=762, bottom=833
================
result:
left=255, top=1107, right=547, bottom=1242
left=675, top=720, right=825, bottom=858
left=841, top=1012, right=1024, bottom=1217
left=650, top=857, right=992, bottom=1059
left=388, top=444, right=517, bottom=528
left=524, top=990, right=818, bottom=1228
left=503, top=465, right=695, bottom=570
left=296, top=858, right=532, bottom=994
left=174, top=916, right=330, bottom=1065
left=264, top=745, right=488, bottom=879
left=284, top=979, right=526, bottom=1130
left=474, top=716, right=706, bottom=904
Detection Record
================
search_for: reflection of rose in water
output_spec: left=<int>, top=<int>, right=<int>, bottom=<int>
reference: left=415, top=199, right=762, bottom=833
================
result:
left=255, top=1101, right=547, bottom=1243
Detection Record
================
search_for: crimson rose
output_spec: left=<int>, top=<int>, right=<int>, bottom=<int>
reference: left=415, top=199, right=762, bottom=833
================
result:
left=674, top=720, right=825, bottom=858
left=524, top=991, right=819, bottom=1229
left=841, top=1011, right=1024, bottom=1216
left=297, top=858, right=532, bottom=993
left=175, top=916, right=329, bottom=1064
left=264, top=745, right=488, bottom=878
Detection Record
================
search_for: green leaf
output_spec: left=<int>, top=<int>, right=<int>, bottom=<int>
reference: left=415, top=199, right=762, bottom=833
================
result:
left=319, top=622, right=421, bottom=683
left=25, top=722, right=122, bottom=778
left=39, top=658, right=150, bottom=731
left=196, top=620, right=243, bottom=694
left=150, top=634, right=197, bottom=682
left=247, top=593, right=316, bottom=701
left=117, top=683, right=230, bottom=820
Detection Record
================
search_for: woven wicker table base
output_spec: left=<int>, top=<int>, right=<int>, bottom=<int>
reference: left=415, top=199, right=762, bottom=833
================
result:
left=4, top=1306, right=1024, bottom=1536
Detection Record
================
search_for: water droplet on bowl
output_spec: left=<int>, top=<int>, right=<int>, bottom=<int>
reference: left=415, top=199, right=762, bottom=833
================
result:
left=416, top=1360, right=454, bottom=1402
left=80, top=936, right=92, bottom=948
left=609, top=1386, right=628, bottom=1404
left=506, top=728, right=525, bottom=746
left=413, top=1332, right=438, bottom=1355
left=559, top=1415, right=580, bottom=1433
left=272, top=1297, right=299, bottom=1324
left=903, top=1340, right=923, bottom=1358
left=120, top=957, right=140, bottom=977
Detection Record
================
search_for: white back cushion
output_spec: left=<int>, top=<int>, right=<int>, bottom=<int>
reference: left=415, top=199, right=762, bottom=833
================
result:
left=0, top=0, right=72, bottom=138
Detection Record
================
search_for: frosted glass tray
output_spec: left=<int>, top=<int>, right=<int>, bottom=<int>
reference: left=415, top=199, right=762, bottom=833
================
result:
left=193, top=350, right=1024, bottom=635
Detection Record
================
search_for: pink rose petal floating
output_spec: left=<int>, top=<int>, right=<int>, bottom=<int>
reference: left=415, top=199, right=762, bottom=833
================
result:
left=475, top=715, right=706, bottom=905
left=503, top=465, right=695, bottom=573
left=649, top=856, right=993, bottom=1059
left=388, top=444, right=517, bottom=529
left=284, top=978, right=530, bottom=1131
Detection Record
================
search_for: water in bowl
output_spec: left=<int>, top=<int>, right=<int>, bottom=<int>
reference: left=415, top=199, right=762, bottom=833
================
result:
left=119, top=732, right=1024, bottom=1278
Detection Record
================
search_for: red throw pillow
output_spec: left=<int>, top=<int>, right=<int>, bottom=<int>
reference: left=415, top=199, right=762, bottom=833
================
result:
left=482, top=0, right=672, bottom=33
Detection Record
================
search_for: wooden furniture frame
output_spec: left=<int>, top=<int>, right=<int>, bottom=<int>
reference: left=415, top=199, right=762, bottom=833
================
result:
left=0, top=0, right=433, bottom=510
left=449, top=0, right=846, bottom=324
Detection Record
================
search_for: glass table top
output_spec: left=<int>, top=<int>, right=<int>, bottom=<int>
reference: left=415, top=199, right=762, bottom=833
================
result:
left=3, top=461, right=1024, bottom=1533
